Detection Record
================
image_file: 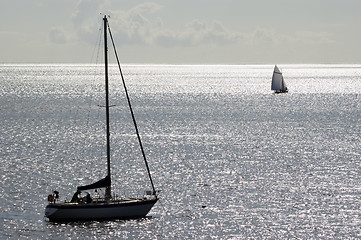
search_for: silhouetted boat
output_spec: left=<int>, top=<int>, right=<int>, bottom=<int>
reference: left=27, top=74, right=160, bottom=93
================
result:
left=45, top=16, right=158, bottom=222
left=271, top=65, right=288, bottom=93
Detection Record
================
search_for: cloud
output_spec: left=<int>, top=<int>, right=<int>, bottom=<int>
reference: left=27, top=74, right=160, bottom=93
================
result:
left=249, top=28, right=277, bottom=45
left=71, top=1, right=243, bottom=47
left=295, top=31, right=334, bottom=44
left=245, top=27, right=335, bottom=47
left=71, top=0, right=111, bottom=43
left=71, top=1, right=334, bottom=51
left=168, top=19, right=243, bottom=47
left=49, top=28, right=67, bottom=44
left=110, top=9, right=244, bottom=47
left=109, top=2, right=163, bottom=45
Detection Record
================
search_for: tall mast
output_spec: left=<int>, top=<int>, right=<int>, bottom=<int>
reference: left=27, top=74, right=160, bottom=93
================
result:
left=104, top=16, right=111, bottom=198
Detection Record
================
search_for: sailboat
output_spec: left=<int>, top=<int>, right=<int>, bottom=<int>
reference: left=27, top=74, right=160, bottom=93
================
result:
left=45, top=16, right=158, bottom=222
left=271, top=65, right=288, bottom=93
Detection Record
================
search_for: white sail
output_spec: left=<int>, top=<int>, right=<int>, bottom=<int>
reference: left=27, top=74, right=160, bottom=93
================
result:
left=271, top=65, right=288, bottom=92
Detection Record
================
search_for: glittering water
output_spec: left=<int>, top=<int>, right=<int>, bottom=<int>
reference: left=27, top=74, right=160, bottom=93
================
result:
left=1, top=64, right=361, bottom=239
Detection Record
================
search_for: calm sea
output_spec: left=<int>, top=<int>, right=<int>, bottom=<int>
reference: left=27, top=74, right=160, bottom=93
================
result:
left=1, top=64, right=361, bottom=239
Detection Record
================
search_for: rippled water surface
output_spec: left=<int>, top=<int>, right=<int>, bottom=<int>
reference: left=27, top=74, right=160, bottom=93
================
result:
left=1, top=64, right=361, bottom=239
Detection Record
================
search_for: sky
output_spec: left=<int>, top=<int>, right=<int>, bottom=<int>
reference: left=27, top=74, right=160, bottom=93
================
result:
left=1, top=0, right=361, bottom=64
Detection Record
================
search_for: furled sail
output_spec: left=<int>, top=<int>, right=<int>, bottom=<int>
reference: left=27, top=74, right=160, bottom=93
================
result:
left=77, top=175, right=111, bottom=191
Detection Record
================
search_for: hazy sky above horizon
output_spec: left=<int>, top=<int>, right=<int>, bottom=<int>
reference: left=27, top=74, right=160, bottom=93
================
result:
left=1, top=0, right=361, bottom=64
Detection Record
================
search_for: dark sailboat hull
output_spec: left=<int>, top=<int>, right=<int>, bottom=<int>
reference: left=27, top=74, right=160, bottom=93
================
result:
left=45, top=198, right=158, bottom=222
left=274, top=89, right=288, bottom=94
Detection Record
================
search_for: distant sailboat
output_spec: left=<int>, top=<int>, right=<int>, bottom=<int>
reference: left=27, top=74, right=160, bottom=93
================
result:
left=271, top=65, right=288, bottom=93
left=44, top=16, right=158, bottom=222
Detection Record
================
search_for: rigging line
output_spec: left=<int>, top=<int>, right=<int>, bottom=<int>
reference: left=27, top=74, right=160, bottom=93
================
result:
left=90, top=25, right=103, bottom=66
left=87, top=25, right=103, bottom=128
left=86, top=24, right=105, bottom=167
left=107, top=24, right=157, bottom=196
left=85, top=25, right=103, bottom=163
left=95, top=24, right=107, bottom=165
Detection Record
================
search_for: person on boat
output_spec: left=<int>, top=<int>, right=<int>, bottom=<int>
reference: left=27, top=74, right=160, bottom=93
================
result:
left=71, top=190, right=81, bottom=203
left=85, top=192, right=92, bottom=204
left=53, top=191, right=59, bottom=203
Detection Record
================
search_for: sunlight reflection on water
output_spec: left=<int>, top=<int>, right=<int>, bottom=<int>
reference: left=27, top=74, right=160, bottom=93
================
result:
left=1, top=64, right=361, bottom=239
